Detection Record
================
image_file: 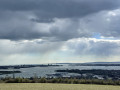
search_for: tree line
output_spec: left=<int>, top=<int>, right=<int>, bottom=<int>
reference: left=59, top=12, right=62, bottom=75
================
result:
left=0, top=77, right=120, bottom=85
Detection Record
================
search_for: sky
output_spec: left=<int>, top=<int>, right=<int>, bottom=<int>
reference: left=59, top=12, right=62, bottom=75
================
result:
left=0, top=0, right=120, bottom=65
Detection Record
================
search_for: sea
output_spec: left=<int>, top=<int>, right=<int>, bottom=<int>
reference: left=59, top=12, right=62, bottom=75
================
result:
left=0, top=64, right=120, bottom=78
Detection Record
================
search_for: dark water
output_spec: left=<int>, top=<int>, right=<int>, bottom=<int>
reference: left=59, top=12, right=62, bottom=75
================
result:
left=0, top=64, right=120, bottom=78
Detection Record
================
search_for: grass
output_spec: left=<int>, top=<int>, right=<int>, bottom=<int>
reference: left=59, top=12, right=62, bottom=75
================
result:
left=0, top=83, right=119, bottom=90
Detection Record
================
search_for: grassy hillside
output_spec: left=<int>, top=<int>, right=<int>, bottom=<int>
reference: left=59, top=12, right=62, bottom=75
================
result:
left=0, top=83, right=119, bottom=90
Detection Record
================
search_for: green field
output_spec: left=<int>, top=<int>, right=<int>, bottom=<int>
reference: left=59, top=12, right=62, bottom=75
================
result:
left=0, top=83, right=119, bottom=90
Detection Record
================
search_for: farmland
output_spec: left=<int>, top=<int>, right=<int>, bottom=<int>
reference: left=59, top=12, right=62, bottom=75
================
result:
left=0, top=83, right=119, bottom=90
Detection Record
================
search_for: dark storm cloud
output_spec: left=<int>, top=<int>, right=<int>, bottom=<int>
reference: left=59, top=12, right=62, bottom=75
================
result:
left=0, top=0, right=120, bottom=18
left=0, top=0, right=120, bottom=40
left=0, top=13, right=90, bottom=40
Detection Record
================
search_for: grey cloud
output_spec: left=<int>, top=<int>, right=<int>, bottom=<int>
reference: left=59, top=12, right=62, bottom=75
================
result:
left=67, top=39, right=120, bottom=56
left=0, top=11, right=51, bottom=40
left=1, top=0, right=120, bottom=64
left=0, top=13, right=90, bottom=40
left=49, top=19, right=90, bottom=41
left=0, top=0, right=120, bottom=41
left=81, top=9, right=120, bottom=38
left=88, top=41, right=120, bottom=56
left=31, top=18, right=54, bottom=23
left=0, top=39, right=64, bottom=54
left=0, top=0, right=120, bottom=19
left=30, top=0, right=120, bottom=19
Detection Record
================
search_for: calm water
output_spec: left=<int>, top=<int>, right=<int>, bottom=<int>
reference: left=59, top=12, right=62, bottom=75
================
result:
left=0, top=64, right=120, bottom=78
